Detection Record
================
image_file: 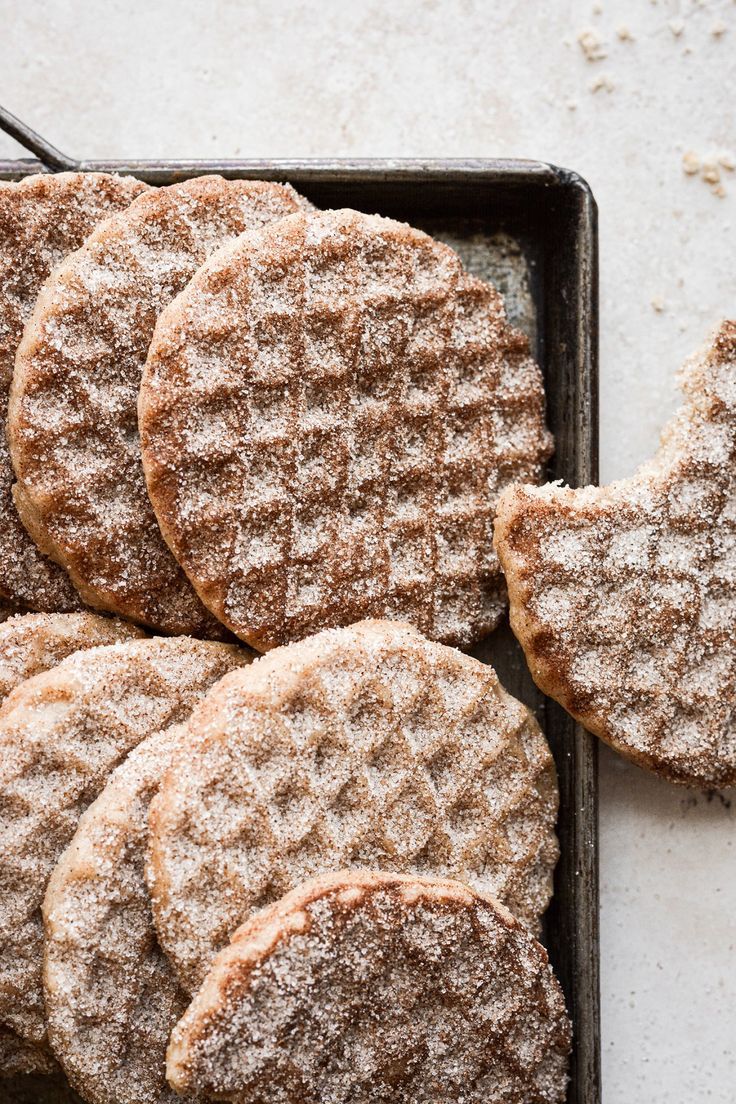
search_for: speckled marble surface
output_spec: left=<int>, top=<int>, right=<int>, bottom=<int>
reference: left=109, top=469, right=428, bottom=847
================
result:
left=1, top=1, right=734, bottom=1099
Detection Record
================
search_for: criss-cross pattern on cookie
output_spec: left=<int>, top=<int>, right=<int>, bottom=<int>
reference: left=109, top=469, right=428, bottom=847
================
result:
left=0, top=172, right=147, bottom=611
left=140, top=209, right=552, bottom=650
left=495, top=321, right=736, bottom=787
left=0, top=637, right=248, bottom=1045
left=9, top=177, right=307, bottom=635
left=147, top=620, right=558, bottom=992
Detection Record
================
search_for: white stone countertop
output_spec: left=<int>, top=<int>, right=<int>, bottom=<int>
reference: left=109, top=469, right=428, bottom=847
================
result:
left=1, top=1, right=734, bottom=1099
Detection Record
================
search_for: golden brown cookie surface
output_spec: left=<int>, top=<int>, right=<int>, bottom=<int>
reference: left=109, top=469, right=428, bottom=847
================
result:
left=140, top=208, right=552, bottom=651
left=495, top=322, right=736, bottom=787
left=147, top=619, right=558, bottom=993
left=167, top=870, right=571, bottom=1104
left=9, top=177, right=307, bottom=636
left=0, top=172, right=147, bottom=612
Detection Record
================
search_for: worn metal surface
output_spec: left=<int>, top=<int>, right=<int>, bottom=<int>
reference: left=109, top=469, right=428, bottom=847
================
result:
left=0, top=114, right=600, bottom=1104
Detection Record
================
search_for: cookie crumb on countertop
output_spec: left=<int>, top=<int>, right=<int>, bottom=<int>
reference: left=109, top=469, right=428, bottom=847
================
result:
left=577, top=27, right=607, bottom=59
left=590, top=73, right=615, bottom=93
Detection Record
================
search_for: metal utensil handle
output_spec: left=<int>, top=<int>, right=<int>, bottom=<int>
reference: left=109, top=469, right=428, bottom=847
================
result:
left=0, top=104, right=79, bottom=172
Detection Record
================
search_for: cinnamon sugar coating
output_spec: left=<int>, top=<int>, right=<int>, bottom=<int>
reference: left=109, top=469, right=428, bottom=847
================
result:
left=0, top=610, right=144, bottom=1076
left=167, top=870, right=571, bottom=1104
left=0, top=611, right=144, bottom=702
left=44, top=726, right=207, bottom=1104
left=495, top=321, right=736, bottom=787
left=9, top=177, right=307, bottom=636
left=0, top=172, right=147, bottom=611
left=140, top=208, right=552, bottom=651
left=0, top=636, right=249, bottom=1046
left=147, top=620, right=558, bottom=993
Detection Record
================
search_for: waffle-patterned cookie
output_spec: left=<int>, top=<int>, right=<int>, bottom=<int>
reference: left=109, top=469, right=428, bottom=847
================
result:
left=44, top=726, right=193, bottom=1104
left=8, top=177, right=308, bottom=636
left=495, top=322, right=736, bottom=787
left=139, top=208, right=552, bottom=651
left=0, top=172, right=147, bottom=612
left=147, top=619, right=558, bottom=993
left=0, top=611, right=144, bottom=702
left=167, top=870, right=571, bottom=1104
left=0, top=610, right=144, bottom=1079
left=0, top=636, right=249, bottom=1046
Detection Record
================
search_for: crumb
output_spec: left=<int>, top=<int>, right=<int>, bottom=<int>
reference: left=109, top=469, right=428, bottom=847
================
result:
left=566, top=99, right=579, bottom=111
left=651, top=296, right=665, bottom=313
left=617, top=24, right=634, bottom=40
left=701, top=158, right=721, bottom=185
left=589, top=73, right=615, bottom=92
left=712, top=184, right=727, bottom=198
left=711, top=20, right=727, bottom=36
left=592, top=1, right=603, bottom=12
left=719, top=152, right=735, bottom=171
left=668, top=18, right=685, bottom=35
left=577, top=28, right=608, bottom=59
left=682, top=151, right=700, bottom=175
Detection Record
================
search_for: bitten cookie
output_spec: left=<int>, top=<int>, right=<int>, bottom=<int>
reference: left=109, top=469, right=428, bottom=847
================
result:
left=495, top=322, right=736, bottom=787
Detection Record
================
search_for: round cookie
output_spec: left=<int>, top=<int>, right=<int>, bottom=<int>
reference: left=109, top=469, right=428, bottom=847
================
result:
left=494, top=321, right=736, bottom=788
left=0, top=172, right=147, bottom=611
left=139, top=207, right=552, bottom=651
left=147, top=619, right=558, bottom=993
left=0, top=635, right=249, bottom=1046
left=167, top=870, right=571, bottom=1104
left=9, top=177, right=308, bottom=636
left=43, top=726, right=193, bottom=1104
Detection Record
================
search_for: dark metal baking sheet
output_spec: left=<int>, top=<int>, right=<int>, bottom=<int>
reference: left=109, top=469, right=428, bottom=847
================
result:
left=0, top=118, right=600, bottom=1104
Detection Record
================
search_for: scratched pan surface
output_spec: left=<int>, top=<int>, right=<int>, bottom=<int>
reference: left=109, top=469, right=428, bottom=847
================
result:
left=0, top=136, right=600, bottom=1104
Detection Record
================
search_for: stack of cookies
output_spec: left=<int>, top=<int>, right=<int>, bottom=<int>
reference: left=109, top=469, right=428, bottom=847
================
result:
left=0, top=169, right=733, bottom=1103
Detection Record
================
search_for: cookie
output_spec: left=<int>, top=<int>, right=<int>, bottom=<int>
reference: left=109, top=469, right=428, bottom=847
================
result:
left=0, top=611, right=144, bottom=702
left=139, top=207, right=552, bottom=651
left=167, top=870, right=571, bottom=1104
left=494, top=321, right=736, bottom=787
left=43, top=726, right=192, bottom=1104
left=0, top=635, right=249, bottom=1046
left=0, top=172, right=147, bottom=611
left=9, top=177, right=308, bottom=636
left=147, top=619, right=558, bottom=993
left=0, top=610, right=145, bottom=1076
